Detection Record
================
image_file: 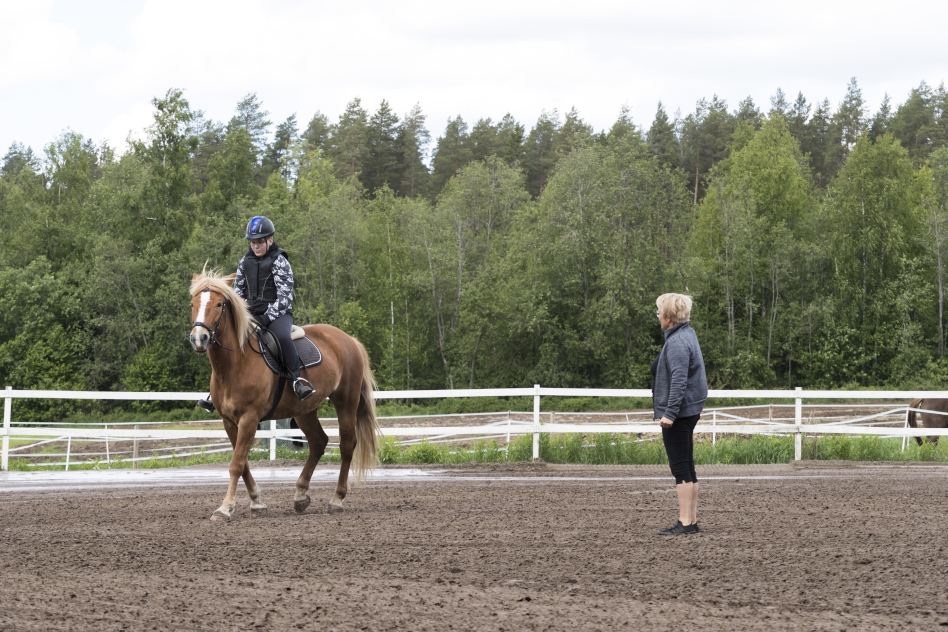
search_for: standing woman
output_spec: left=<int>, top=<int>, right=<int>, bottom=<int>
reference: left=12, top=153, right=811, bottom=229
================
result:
left=651, top=293, right=708, bottom=535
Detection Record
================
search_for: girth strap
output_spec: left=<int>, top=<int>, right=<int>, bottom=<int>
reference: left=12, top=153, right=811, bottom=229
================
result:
left=259, top=374, right=286, bottom=424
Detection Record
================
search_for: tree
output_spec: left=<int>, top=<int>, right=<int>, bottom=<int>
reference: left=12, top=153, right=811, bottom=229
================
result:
left=302, top=111, right=331, bottom=153
left=429, top=116, right=471, bottom=198
left=835, top=77, right=866, bottom=155
left=133, top=88, right=197, bottom=239
left=828, top=134, right=926, bottom=380
left=770, top=88, right=790, bottom=117
left=495, top=113, right=526, bottom=166
left=327, top=98, right=368, bottom=180
left=362, top=100, right=401, bottom=194
left=889, top=81, right=945, bottom=164
left=228, top=93, right=271, bottom=159
left=868, top=93, right=892, bottom=142
left=394, top=103, right=430, bottom=198
left=263, top=114, right=300, bottom=181
left=647, top=102, right=679, bottom=169
left=524, top=110, right=560, bottom=198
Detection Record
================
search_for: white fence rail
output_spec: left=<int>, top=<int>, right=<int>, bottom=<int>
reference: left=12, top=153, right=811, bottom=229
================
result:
left=5, top=385, right=948, bottom=471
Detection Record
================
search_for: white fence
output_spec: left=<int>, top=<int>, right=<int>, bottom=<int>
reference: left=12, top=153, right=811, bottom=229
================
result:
left=4, top=385, right=948, bottom=471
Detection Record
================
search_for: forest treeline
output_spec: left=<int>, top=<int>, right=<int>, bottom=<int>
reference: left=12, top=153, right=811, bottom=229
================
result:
left=3, top=78, right=948, bottom=419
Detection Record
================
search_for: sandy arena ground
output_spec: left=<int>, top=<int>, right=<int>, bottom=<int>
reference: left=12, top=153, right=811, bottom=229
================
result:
left=1, top=461, right=947, bottom=631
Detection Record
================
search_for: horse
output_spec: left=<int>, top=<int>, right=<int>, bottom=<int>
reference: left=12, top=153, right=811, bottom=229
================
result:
left=906, top=398, right=948, bottom=446
left=188, top=269, right=380, bottom=521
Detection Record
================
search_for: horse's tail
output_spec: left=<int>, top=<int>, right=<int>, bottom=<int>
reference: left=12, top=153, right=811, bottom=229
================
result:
left=351, top=338, right=380, bottom=482
left=908, top=398, right=923, bottom=447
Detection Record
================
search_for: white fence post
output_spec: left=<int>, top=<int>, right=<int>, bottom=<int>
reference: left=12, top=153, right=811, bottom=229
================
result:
left=65, top=436, right=71, bottom=471
left=104, top=423, right=110, bottom=467
left=269, top=419, right=276, bottom=461
left=133, top=425, right=139, bottom=469
left=712, top=410, right=717, bottom=447
left=533, top=384, right=541, bottom=462
left=1, top=386, right=11, bottom=471
left=794, top=386, right=803, bottom=461
left=902, top=407, right=910, bottom=452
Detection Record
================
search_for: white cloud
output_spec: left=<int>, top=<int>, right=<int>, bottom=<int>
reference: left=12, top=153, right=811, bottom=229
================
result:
left=0, top=0, right=84, bottom=86
left=2, top=0, right=948, bottom=154
left=98, top=101, right=153, bottom=152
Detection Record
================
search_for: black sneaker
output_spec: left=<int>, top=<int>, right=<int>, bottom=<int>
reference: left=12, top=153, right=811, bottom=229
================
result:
left=197, top=395, right=215, bottom=413
left=660, top=522, right=698, bottom=536
left=659, top=520, right=682, bottom=535
left=293, top=378, right=315, bottom=401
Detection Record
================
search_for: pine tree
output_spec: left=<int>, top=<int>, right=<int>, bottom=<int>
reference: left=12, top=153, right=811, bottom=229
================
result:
left=868, top=94, right=892, bottom=141
left=327, top=97, right=368, bottom=180
left=495, top=113, right=526, bottom=166
left=469, top=118, right=498, bottom=162
left=769, top=88, right=790, bottom=117
left=835, top=77, right=866, bottom=153
left=647, top=102, right=678, bottom=169
left=787, top=92, right=810, bottom=144
left=363, top=100, right=401, bottom=194
left=228, top=93, right=271, bottom=159
left=394, top=103, right=431, bottom=198
left=302, top=111, right=331, bottom=153
left=525, top=110, right=560, bottom=198
left=263, top=114, right=299, bottom=180
left=429, top=116, right=472, bottom=197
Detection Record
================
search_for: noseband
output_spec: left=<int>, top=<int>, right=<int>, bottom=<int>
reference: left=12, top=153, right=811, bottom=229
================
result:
left=192, top=299, right=229, bottom=349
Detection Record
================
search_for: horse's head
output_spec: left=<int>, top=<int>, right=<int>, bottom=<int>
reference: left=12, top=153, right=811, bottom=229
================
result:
left=189, top=272, right=236, bottom=353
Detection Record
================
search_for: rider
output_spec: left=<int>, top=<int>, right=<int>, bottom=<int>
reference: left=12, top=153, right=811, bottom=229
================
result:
left=197, top=216, right=314, bottom=413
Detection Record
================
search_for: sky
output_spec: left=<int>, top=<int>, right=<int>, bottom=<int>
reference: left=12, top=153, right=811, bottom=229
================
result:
left=2, top=0, right=948, bottom=160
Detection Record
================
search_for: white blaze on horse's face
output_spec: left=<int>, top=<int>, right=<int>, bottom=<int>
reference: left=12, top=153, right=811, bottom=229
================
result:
left=190, top=291, right=212, bottom=353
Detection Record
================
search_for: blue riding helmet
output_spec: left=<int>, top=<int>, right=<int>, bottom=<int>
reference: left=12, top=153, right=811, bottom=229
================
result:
left=245, top=216, right=275, bottom=240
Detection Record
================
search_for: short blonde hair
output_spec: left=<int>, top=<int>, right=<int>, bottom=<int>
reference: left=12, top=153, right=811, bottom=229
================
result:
left=656, top=293, right=693, bottom=325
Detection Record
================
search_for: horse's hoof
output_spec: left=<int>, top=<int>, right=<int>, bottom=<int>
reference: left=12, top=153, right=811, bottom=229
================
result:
left=251, top=507, right=268, bottom=518
left=210, top=510, right=231, bottom=522
left=326, top=502, right=344, bottom=514
left=294, top=496, right=311, bottom=514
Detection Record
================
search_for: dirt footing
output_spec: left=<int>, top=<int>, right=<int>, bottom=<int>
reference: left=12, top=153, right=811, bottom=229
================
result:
left=1, top=463, right=945, bottom=630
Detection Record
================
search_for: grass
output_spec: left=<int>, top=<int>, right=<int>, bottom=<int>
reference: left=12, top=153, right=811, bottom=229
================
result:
left=9, top=434, right=948, bottom=471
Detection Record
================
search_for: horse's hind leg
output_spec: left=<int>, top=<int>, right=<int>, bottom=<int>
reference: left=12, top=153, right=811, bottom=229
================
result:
left=293, top=410, right=329, bottom=513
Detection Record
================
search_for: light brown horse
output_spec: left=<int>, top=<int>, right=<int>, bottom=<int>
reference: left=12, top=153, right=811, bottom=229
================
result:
left=907, top=398, right=948, bottom=446
left=189, top=269, right=379, bottom=521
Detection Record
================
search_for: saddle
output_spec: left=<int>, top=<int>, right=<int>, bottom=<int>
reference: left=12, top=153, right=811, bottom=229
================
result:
left=255, top=324, right=322, bottom=376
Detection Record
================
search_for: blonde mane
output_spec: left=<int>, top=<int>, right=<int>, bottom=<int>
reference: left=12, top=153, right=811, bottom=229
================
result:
left=189, top=268, right=255, bottom=351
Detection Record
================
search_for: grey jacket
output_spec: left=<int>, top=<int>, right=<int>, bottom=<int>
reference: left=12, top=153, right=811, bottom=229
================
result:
left=652, top=322, right=708, bottom=421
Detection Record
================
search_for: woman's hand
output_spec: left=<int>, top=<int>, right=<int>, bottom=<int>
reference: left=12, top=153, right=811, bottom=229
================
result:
left=659, top=416, right=674, bottom=428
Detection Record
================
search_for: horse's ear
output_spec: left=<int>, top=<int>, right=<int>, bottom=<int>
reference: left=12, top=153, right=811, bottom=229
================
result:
left=224, top=274, right=236, bottom=287
left=192, top=273, right=200, bottom=282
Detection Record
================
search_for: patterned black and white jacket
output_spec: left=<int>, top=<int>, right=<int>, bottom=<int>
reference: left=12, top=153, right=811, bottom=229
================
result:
left=233, top=244, right=294, bottom=324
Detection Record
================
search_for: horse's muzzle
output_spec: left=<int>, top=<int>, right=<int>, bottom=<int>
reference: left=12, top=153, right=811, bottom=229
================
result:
left=190, top=327, right=210, bottom=353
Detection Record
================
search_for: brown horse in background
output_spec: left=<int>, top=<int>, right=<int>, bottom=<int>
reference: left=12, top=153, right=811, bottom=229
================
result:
left=189, top=269, right=380, bottom=521
left=907, top=399, right=948, bottom=446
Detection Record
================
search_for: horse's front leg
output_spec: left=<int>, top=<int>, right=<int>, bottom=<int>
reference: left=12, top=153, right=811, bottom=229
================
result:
left=212, top=415, right=259, bottom=521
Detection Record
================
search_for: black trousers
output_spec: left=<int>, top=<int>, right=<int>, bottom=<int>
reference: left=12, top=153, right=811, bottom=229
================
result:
left=661, top=413, right=700, bottom=484
left=266, top=313, right=301, bottom=378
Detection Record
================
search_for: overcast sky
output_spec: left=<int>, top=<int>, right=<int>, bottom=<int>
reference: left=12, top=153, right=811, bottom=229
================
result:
left=2, top=0, right=947, bottom=160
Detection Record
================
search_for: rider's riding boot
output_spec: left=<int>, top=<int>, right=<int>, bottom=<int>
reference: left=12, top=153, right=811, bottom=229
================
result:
left=197, top=394, right=215, bottom=413
left=293, top=376, right=315, bottom=401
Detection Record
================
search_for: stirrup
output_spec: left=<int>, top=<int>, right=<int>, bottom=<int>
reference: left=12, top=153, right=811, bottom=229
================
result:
left=293, top=377, right=315, bottom=401
left=197, top=395, right=215, bottom=413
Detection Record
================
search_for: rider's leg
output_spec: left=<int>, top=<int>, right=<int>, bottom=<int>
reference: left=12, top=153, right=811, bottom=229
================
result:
left=269, top=314, right=314, bottom=400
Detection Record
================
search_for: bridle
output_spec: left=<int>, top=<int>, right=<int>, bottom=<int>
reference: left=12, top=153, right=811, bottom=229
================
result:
left=191, top=296, right=233, bottom=351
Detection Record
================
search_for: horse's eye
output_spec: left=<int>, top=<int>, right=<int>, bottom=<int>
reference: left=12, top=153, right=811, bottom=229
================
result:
left=216, top=302, right=223, bottom=307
